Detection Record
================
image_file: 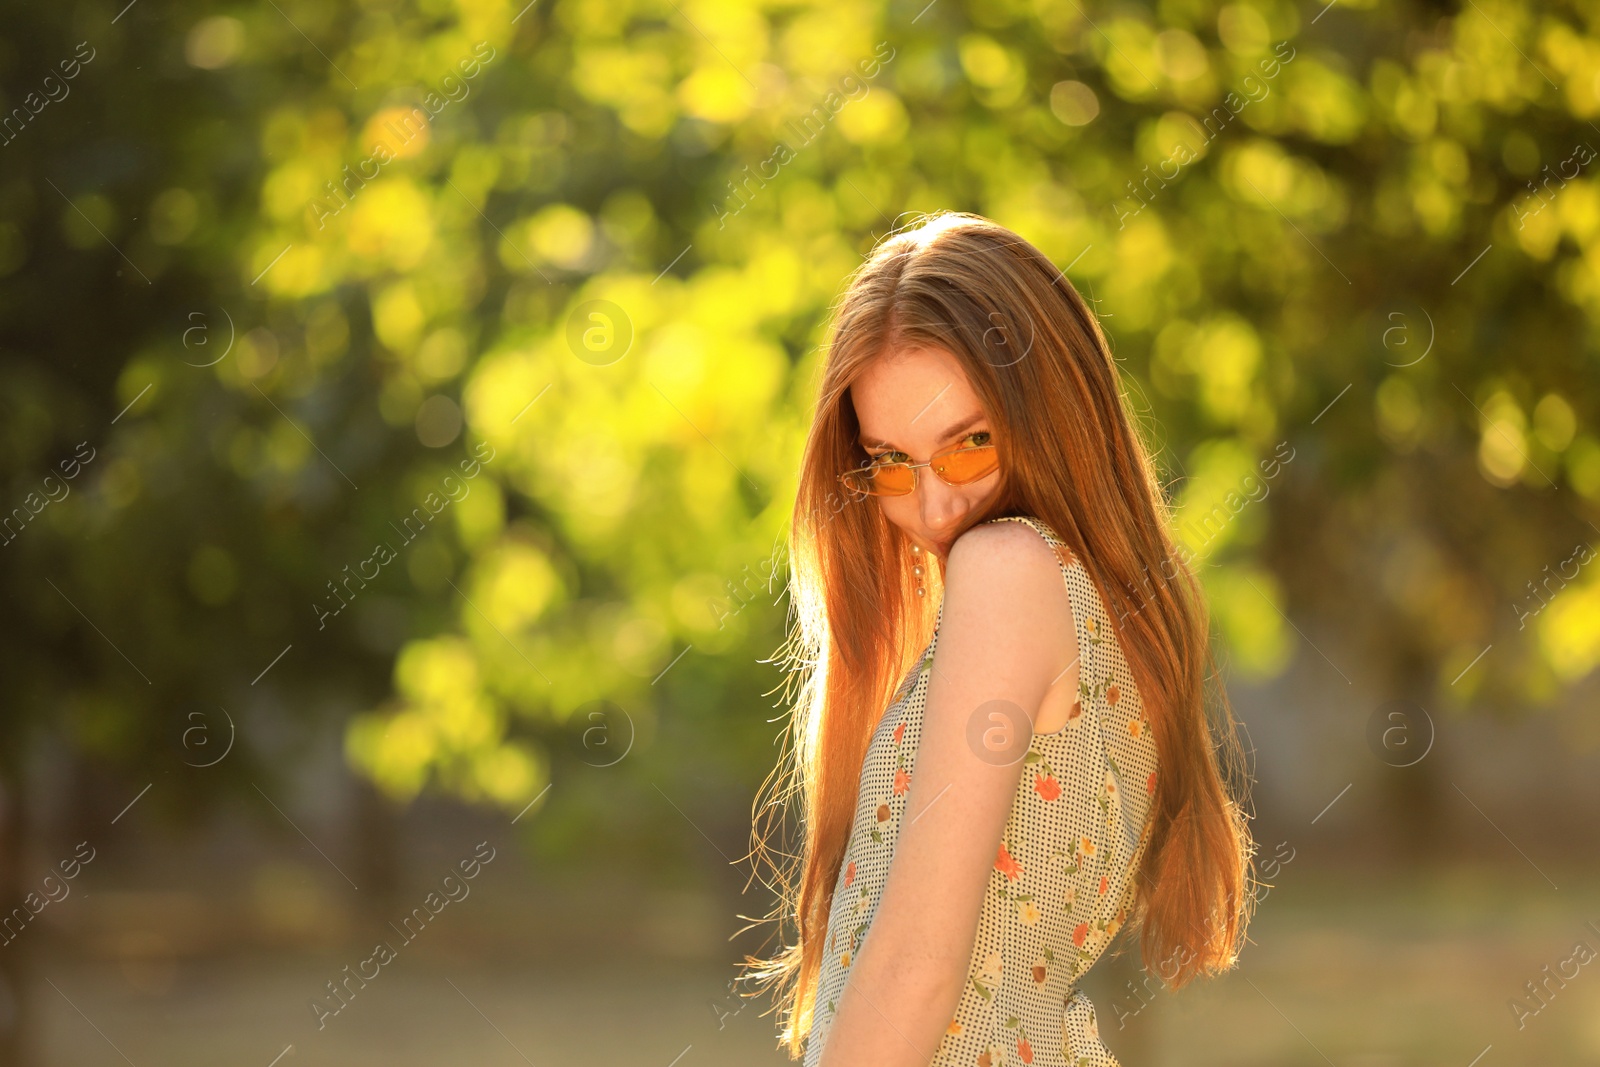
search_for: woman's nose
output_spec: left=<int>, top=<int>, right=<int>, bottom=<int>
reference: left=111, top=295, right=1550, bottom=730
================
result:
left=918, top=469, right=969, bottom=533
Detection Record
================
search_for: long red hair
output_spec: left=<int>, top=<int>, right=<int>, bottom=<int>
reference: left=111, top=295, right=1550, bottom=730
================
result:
left=737, top=212, right=1256, bottom=1057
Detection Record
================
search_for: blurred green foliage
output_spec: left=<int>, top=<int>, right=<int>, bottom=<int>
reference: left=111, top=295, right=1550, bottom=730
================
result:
left=2, top=0, right=1599, bottom=882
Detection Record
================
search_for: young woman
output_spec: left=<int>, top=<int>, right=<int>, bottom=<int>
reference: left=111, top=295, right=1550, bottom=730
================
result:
left=740, top=213, right=1256, bottom=1067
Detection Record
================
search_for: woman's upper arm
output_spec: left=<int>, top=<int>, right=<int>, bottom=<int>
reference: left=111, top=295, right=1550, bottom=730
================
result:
left=859, top=521, right=1077, bottom=988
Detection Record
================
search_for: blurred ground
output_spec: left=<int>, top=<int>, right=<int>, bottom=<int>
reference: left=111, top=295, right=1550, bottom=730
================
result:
left=32, top=862, right=1600, bottom=1067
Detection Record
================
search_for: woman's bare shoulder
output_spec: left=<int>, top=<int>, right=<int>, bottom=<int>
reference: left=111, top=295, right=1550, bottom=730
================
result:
left=944, top=519, right=1074, bottom=636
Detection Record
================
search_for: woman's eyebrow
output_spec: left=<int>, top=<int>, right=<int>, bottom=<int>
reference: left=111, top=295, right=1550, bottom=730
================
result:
left=858, top=413, right=986, bottom=450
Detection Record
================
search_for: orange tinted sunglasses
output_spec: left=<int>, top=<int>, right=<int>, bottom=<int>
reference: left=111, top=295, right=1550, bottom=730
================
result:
left=840, top=441, right=1000, bottom=498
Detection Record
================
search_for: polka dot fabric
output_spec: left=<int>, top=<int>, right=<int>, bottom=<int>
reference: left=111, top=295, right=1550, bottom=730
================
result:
left=802, top=515, right=1160, bottom=1067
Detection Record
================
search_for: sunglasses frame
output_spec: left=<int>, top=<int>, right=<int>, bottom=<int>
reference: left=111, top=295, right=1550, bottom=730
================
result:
left=839, top=442, right=1001, bottom=499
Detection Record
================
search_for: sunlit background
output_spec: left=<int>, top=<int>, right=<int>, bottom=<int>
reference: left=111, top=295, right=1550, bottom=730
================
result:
left=2, top=0, right=1599, bottom=1063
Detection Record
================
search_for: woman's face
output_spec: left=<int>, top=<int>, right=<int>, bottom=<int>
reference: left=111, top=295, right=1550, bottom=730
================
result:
left=849, top=345, right=1003, bottom=563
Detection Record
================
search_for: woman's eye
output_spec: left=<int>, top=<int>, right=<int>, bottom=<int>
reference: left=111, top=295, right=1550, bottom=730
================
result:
left=961, top=431, right=991, bottom=448
left=869, top=451, right=908, bottom=465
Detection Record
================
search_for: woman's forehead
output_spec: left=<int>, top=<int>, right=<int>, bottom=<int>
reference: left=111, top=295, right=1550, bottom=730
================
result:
left=852, top=347, right=984, bottom=446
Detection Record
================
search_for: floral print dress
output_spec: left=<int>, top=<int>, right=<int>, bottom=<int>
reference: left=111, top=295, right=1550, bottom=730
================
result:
left=802, top=515, right=1160, bottom=1067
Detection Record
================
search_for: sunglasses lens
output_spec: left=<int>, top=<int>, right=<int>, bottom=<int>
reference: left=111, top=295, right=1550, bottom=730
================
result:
left=932, top=445, right=999, bottom=486
left=843, top=463, right=914, bottom=497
